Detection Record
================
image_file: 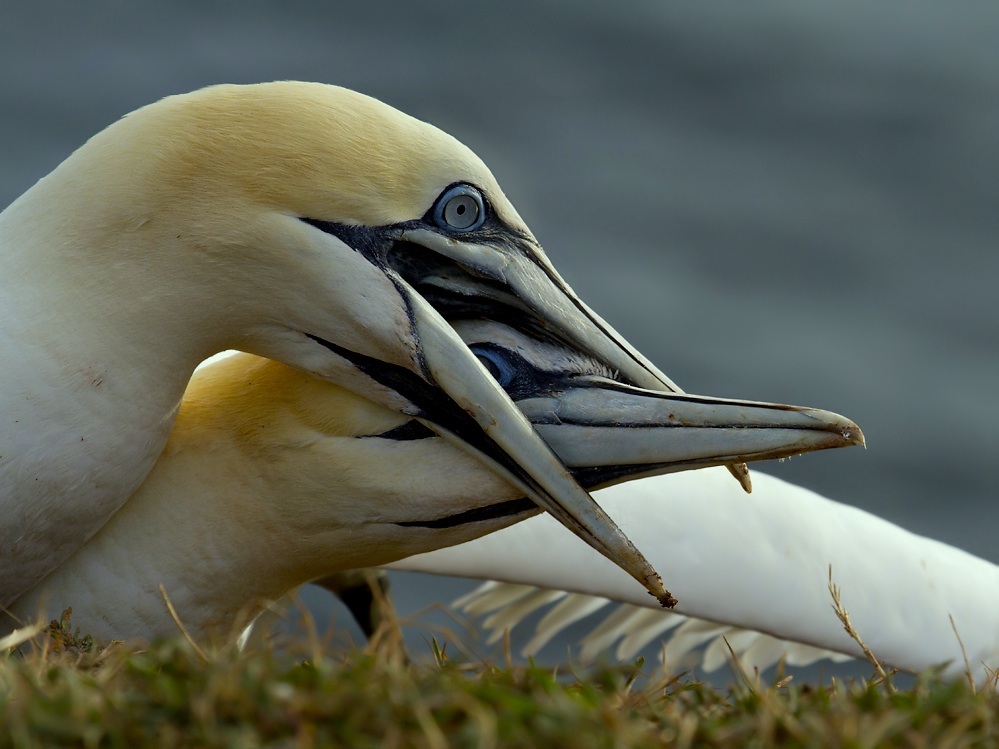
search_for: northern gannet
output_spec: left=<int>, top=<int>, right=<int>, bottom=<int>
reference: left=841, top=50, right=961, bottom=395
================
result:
left=2, top=81, right=745, bottom=608
left=5, top=321, right=860, bottom=644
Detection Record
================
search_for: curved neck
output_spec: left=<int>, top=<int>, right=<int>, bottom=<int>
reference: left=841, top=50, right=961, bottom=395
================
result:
left=6, top=358, right=531, bottom=644
left=0, top=168, right=238, bottom=605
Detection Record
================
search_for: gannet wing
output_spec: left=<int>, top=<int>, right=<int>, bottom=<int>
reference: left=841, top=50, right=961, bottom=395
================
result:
left=389, top=467, right=999, bottom=683
left=454, top=581, right=853, bottom=673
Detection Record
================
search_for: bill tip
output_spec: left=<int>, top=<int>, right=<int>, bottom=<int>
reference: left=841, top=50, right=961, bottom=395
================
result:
left=727, top=462, right=753, bottom=494
left=852, top=426, right=866, bottom=448
left=644, top=574, right=678, bottom=608
left=653, top=590, right=679, bottom=609
left=842, top=423, right=866, bottom=448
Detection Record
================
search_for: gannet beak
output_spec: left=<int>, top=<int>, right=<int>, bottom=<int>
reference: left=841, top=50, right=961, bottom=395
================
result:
left=396, top=225, right=754, bottom=495
left=454, top=320, right=862, bottom=492
left=517, top=377, right=864, bottom=488
left=305, top=190, right=795, bottom=606
left=309, top=281, right=677, bottom=607
left=299, top=174, right=705, bottom=606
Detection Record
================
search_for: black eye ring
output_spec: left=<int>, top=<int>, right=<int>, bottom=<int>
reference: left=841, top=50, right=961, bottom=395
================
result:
left=433, top=184, right=486, bottom=232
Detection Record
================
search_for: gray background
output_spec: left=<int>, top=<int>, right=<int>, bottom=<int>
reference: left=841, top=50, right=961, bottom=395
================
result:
left=2, top=1, right=996, bottom=673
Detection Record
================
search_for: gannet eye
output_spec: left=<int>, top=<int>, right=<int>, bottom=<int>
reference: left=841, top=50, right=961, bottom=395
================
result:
left=433, top=184, right=485, bottom=232
left=470, top=345, right=516, bottom=388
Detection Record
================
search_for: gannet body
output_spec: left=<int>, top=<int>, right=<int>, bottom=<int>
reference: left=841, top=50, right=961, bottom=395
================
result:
left=399, top=468, right=999, bottom=683
left=7, top=323, right=859, bottom=643
left=3, top=82, right=745, bottom=608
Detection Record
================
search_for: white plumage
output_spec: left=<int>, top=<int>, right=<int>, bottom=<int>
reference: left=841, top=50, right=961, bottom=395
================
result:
left=395, top=468, right=999, bottom=681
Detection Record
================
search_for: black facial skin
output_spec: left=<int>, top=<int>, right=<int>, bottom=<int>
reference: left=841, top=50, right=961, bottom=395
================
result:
left=300, top=184, right=660, bottom=529
left=360, top=340, right=650, bottom=529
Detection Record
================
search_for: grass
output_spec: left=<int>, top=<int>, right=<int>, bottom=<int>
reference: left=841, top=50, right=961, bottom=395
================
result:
left=2, top=610, right=999, bottom=748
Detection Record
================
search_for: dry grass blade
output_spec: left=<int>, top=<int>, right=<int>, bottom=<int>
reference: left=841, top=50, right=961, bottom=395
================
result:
left=948, top=613, right=976, bottom=693
left=982, top=663, right=999, bottom=692
left=827, top=566, right=895, bottom=693
left=362, top=576, right=409, bottom=666
left=774, top=675, right=794, bottom=689
left=723, top=636, right=759, bottom=695
left=0, top=623, right=44, bottom=651
left=159, top=583, right=207, bottom=661
left=290, top=592, right=327, bottom=667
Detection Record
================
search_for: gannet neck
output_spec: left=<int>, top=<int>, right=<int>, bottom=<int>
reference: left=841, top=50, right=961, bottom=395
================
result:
left=0, top=188, right=232, bottom=605
left=7, top=354, right=526, bottom=642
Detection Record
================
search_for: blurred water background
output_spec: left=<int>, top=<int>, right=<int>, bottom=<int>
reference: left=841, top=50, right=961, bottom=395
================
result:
left=2, top=1, right=996, bottom=678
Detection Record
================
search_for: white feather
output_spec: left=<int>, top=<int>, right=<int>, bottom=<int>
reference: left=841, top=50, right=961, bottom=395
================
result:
left=390, top=467, right=999, bottom=682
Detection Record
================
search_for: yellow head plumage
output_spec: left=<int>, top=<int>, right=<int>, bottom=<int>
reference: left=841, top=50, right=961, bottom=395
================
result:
left=73, top=81, right=524, bottom=232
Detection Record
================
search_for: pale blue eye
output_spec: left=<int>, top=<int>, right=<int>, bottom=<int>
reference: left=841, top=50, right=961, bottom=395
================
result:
left=471, top=346, right=515, bottom=388
left=433, top=184, right=485, bottom=232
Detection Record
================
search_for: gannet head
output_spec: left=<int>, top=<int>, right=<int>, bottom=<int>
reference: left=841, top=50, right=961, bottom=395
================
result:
left=8, top=323, right=860, bottom=644
left=38, top=82, right=686, bottom=605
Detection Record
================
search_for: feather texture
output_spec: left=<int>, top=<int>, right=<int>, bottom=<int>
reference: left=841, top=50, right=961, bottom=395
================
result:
left=391, top=467, right=999, bottom=682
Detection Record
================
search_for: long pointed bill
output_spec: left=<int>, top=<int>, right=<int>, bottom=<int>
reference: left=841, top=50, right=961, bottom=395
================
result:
left=396, top=227, right=753, bottom=490
left=516, top=377, right=864, bottom=488
left=397, top=288, right=678, bottom=607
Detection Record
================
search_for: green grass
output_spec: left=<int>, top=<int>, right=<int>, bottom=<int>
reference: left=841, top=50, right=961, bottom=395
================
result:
left=0, top=612, right=999, bottom=749
left=2, top=615, right=998, bottom=748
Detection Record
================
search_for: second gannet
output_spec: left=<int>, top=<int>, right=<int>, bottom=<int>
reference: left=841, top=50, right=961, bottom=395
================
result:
left=2, top=82, right=730, bottom=609
left=6, top=321, right=860, bottom=644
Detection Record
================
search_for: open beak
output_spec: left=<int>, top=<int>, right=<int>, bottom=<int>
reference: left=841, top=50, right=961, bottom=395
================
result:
left=519, top=377, right=864, bottom=488
left=396, top=227, right=755, bottom=493
left=391, top=286, right=680, bottom=607
left=389, top=320, right=863, bottom=536
left=384, top=228, right=858, bottom=608
left=306, top=219, right=852, bottom=608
